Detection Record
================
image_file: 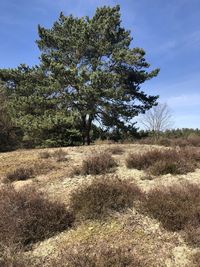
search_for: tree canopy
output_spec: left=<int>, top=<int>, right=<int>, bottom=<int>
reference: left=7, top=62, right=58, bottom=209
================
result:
left=0, top=5, right=159, bottom=148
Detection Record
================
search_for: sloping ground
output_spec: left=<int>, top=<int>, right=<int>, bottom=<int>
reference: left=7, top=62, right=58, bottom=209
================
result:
left=0, top=144, right=200, bottom=266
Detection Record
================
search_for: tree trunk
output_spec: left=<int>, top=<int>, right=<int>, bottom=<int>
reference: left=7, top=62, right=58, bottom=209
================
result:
left=81, top=114, right=93, bottom=145
left=81, top=115, right=86, bottom=145
left=86, top=116, right=92, bottom=145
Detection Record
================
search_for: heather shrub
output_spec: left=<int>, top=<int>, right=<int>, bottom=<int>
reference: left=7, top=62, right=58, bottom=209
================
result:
left=171, top=138, right=189, bottom=147
left=0, top=244, right=27, bottom=267
left=126, top=148, right=197, bottom=175
left=143, top=183, right=200, bottom=232
left=38, top=151, right=51, bottom=159
left=0, top=185, right=74, bottom=249
left=5, top=167, right=34, bottom=182
left=55, top=241, right=143, bottom=267
left=52, top=148, right=68, bottom=162
left=147, top=158, right=193, bottom=175
left=94, top=139, right=115, bottom=145
left=157, top=138, right=171, bottom=147
left=81, top=151, right=117, bottom=175
left=70, top=176, right=143, bottom=220
left=126, top=149, right=163, bottom=170
left=184, top=224, right=200, bottom=247
left=33, top=161, right=55, bottom=175
left=187, top=133, right=200, bottom=147
left=4, top=161, right=55, bottom=183
left=106, top=146, right=125, bottom=155
left=191, top=251, right=200, bottom=267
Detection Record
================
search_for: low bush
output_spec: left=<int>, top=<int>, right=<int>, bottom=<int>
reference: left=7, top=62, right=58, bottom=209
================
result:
left=171, top=138, right=189, bottom=147
left=55, top=241, right=143, bottom=267
left=5, top=167, right=34, bottom=182
left=157, top=138, right=171, bottom=147
left=0, top=244, right=27, bottom=267
left=38, top=148, right=68, bottom=162
left=70, top=176, right=143, bottom=220
left=143, top=183, right=200, bottom=234
left=190, top=251, right=200, bottom=267
left=187, top=133, right=200, bottom=147
left=0, top=185, right=74, bottom=249
left=126, top=149, right=163, bottom=170
left=52, top=148, right=68, bottom=162
left=4, top=161, right=56, bottom=183
left=147, top=158, right=193, bottom=175
left=38, top=151, right=51, bottom=159
left=81, top=151, right=117, bottom=175
left=126, top=148, right=197, bottom=175
left=106, top=146, right=125, bottom=155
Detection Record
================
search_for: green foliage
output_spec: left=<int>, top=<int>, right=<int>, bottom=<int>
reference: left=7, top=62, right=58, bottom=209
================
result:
left=0, top=86, right=22, bottom=151
left=36, top=5, right=159, bottom=145
left=0, top=5, right=159, bottom=149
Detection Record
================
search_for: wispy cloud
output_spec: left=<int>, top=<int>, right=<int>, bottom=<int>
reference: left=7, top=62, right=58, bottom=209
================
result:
left=166, top=93, right=200, bottom=108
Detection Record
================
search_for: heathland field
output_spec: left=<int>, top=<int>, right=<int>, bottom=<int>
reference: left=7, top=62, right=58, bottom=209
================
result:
left=1, top=143, right=200, bottom=266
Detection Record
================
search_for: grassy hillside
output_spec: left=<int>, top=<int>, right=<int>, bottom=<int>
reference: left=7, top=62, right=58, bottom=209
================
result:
left=0, top=144, right=200, bottom=266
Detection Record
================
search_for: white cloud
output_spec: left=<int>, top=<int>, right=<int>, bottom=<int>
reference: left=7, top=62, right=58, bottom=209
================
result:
left=165, top=93, right=200, bottom=108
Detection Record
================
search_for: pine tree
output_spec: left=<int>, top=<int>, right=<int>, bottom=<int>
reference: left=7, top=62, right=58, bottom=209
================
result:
left=37, top=5, right=159, bottom=145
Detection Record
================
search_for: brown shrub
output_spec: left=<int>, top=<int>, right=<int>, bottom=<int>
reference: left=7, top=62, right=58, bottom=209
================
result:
left=33, top=161, right=55, bottom=175
left=187, top=133, right=200, bottom=147
left=147, top=158, right=194, bottom=175
left=70, top=176, right=143, bottom=220
left=5, top=167, right=34, bottom=182
left=157, top=138, right=171, bottom=147
left=81, top=151, right=117, bottom=175
left=190, top=251, right=200, bottom=267
left=183, top=224, right=200, bottom=247
left=126, top=148, right=197, bottom=175
left=94, top=139, right=115, bottom=145
left=54, top=241, right=143, bottom=267
left=126, top=149, right=164, bottom=170
left=52, top=148, right=68, bottom=162
left=38, top=151, right=51, bottom=159
left=0, top=244, right=27, bottom=267
left=143, top=183, right=200, bottom=232
left=170, top=138, right=189, bottom=147
left=106, top=146, right=125, bottom=155
left=4, top=161, right=55, bottom=183
left=0, top=185, right=74, bottom=249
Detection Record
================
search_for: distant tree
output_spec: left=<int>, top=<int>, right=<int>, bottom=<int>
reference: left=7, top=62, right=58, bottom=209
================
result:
left=36, top=5, right=159, bottom=145
left=140, top=103, right=173, bottom=138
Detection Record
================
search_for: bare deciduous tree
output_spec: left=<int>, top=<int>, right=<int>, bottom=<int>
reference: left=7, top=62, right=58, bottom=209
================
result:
left=140, top=103, right=173, bottom=136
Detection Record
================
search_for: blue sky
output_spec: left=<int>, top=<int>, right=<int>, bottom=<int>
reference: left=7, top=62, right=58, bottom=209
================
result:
left=0, top=0, right=199, bottom=128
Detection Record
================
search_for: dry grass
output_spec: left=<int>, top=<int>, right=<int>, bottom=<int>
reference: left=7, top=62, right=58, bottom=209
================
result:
left=70, top=176, right=143, bottom=220
left=0, top=143, right=199, bottom=266
left=0, top=185, right=74, bottom=249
